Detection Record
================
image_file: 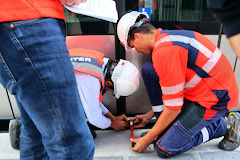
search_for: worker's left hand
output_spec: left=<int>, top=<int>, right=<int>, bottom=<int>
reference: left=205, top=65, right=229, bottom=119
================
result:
left=131, top=137, right=150, bottom=152
left=132, top=114, right=151, bottom=128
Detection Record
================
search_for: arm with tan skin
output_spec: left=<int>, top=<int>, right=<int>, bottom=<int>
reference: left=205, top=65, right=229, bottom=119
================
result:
left=132, top=108, right=181, bottom=152
left=105, top=112, right=129, bottom=130
left=131, top=47, right=187, bottom=152
left=132, top=109, right=154, bottom=128
left=207, top=0, right=240, bottom=58
left=229, top=33, right=240, bottom=58
left=60, top=0, right=87, bottom=5
left=103, top=80, right=128, bottom=130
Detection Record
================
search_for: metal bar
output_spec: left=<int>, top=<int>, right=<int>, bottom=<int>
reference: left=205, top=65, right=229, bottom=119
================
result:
left=5, top=89, right=15, bottom=119
left=217, top=24, right=223, bottom=48
left=233, top=57, right=238, bottom=72
left=114, top=0, right=126, bottom=115
left=217, top=24, right=238, bottom=73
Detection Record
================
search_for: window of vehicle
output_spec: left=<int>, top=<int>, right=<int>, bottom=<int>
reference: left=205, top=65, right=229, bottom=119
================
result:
left=125, top=0, right=220, bottom=34
left=64, top=8, right=115, bottom=35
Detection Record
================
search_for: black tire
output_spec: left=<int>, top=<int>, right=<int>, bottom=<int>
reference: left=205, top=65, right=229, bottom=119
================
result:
left=9, top=119, right=21, bottom=150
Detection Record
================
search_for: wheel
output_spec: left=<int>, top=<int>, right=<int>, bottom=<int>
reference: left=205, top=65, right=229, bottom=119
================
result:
left=9, top=119, right=21, bottom=150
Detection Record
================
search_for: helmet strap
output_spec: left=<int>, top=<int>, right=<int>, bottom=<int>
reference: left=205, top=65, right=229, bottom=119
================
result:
left=103, top=59, right=120, bottom=92
left=104, top=59, right=119, bottom=80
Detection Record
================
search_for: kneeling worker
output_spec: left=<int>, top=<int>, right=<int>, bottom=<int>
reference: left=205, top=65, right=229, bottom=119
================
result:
left=117, top=11, right=240, bottom=157
left=69, top=48, right=140, bottom=138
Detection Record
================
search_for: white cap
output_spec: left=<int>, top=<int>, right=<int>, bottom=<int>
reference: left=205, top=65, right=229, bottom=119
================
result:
left=117, top=11, right=148, bottom=51
left=111, top=59, right=140, bottom=99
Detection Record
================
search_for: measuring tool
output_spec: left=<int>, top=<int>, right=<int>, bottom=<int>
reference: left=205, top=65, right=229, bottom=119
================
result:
left=130, top=118, right=136, bottom=147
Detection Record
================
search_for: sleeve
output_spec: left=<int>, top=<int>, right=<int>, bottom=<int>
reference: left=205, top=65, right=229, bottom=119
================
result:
left=75, top=72, right=111, bottom=129
left=152, top=45, right=188, bottom=110
left=99, top=102, right=109, bottom=115
left=207, top=0, right=240, bottom=38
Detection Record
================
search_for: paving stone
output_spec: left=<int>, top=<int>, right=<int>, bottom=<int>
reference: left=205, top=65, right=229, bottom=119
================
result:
left=94, top=157, right=124, bottom=160
left=198, top=151, right=240, bottom=160
left=128, top=153, right=196, bottom=160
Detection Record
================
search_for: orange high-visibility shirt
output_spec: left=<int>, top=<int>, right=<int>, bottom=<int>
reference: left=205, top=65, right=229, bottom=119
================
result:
left=152, top=28, right=239, bottom=112
left=0, top=0, right=65, bottom=22
left=69, top=48, right=105, bottom=102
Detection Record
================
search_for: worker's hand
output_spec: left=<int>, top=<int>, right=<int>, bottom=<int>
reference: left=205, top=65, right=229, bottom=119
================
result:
left=132, top=114, right=150, bottom=128
left=133, top=110, right=154, bottom=128
left=115, top=114, right=128, bottom=122
left=131, top=137, right=150, bottom=153
left=110, top=118, right=128, bottom=130
left=60, top=0, right=87, bottom=5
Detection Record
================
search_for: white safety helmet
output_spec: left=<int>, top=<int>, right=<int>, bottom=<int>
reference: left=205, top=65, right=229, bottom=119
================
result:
left=117, top=11, right=148, bottom=51
left=111, top=59, right=140, bottom=99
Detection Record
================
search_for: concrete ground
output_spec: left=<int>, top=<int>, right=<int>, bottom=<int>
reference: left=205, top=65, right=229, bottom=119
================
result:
left=0, top=129, right=240, bottom=160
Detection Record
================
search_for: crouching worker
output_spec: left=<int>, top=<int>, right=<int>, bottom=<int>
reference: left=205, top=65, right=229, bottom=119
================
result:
left=117, top=11, right=240, bottom=158
left=69, top=48, right=140, bottom=138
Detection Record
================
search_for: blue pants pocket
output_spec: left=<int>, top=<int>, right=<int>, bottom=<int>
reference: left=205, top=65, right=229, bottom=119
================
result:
left=0, top=52, right=16, bottom=90
left=155, top=121, right=193, bottom=157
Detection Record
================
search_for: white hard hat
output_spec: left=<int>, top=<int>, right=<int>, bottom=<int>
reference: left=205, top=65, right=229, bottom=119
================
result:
left=117, top=11, right=148, bottom=51
left=111, top=59, right=140, bottom=99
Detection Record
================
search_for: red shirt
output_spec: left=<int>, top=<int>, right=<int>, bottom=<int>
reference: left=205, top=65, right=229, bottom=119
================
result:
left=0, top=0, right=65, bottom=22
left=152, top=28, right=239, bottom=112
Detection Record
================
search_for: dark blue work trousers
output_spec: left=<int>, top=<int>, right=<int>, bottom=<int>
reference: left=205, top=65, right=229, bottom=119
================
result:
left=142, top=62, right=227, bottom=158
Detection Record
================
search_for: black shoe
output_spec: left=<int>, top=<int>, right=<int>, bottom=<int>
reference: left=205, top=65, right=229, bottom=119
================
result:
left=219, top=112, right=240, bottom=151
left=87, top=122, right=97, bottom=139
left=89, top=127, right=97, bottom=139
left=140, top=131, right=148, bottom=137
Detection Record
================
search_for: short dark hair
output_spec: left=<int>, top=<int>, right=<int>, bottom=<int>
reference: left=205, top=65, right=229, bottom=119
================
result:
left=128, top=23, right=156, bottom=41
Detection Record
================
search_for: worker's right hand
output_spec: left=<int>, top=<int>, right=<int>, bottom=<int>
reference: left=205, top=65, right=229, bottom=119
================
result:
left=131, top=137, right=150, bottom=153
left=60, top=0, right=87, bottom=5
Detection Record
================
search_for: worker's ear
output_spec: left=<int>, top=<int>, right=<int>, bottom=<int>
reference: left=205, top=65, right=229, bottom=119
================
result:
left=104, top=80, right=114, bottom=93
left=134, top=33, right=142, bottom=40
left=105, top=80, right=113, bottom=87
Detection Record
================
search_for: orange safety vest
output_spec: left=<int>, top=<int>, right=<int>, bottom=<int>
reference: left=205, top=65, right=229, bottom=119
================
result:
left=152, top=28, right=239, bottom=118
left=69, top=48, right=105, bottom=102
left=0, top=0, right=65, bottom=22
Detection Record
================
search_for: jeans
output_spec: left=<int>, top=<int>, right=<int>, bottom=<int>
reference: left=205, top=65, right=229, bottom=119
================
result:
left=0, top=18, right=94, bottom=159
left=141, top=62, right=227, bottom=158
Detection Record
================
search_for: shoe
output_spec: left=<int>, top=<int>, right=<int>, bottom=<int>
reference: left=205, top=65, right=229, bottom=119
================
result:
left=140, top=131, right=148, bottom=137
left=219, top=112, right=240, bottom=151
left=89, top=127, right=97, bottom=139
left=87, top=122, right=97, bottom=139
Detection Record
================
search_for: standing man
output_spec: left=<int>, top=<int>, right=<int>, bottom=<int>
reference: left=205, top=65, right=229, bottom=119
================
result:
left=117, top=11, right=240, bottom=158
left=207, top=0, right=240, bottom=58
left=0, top=0, right=94, bottom=159
left=69, top=48, right=140, bottom=137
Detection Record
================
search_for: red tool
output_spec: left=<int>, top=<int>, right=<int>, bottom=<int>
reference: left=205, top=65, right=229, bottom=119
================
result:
left=130, top=118, right=136, bottom=147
